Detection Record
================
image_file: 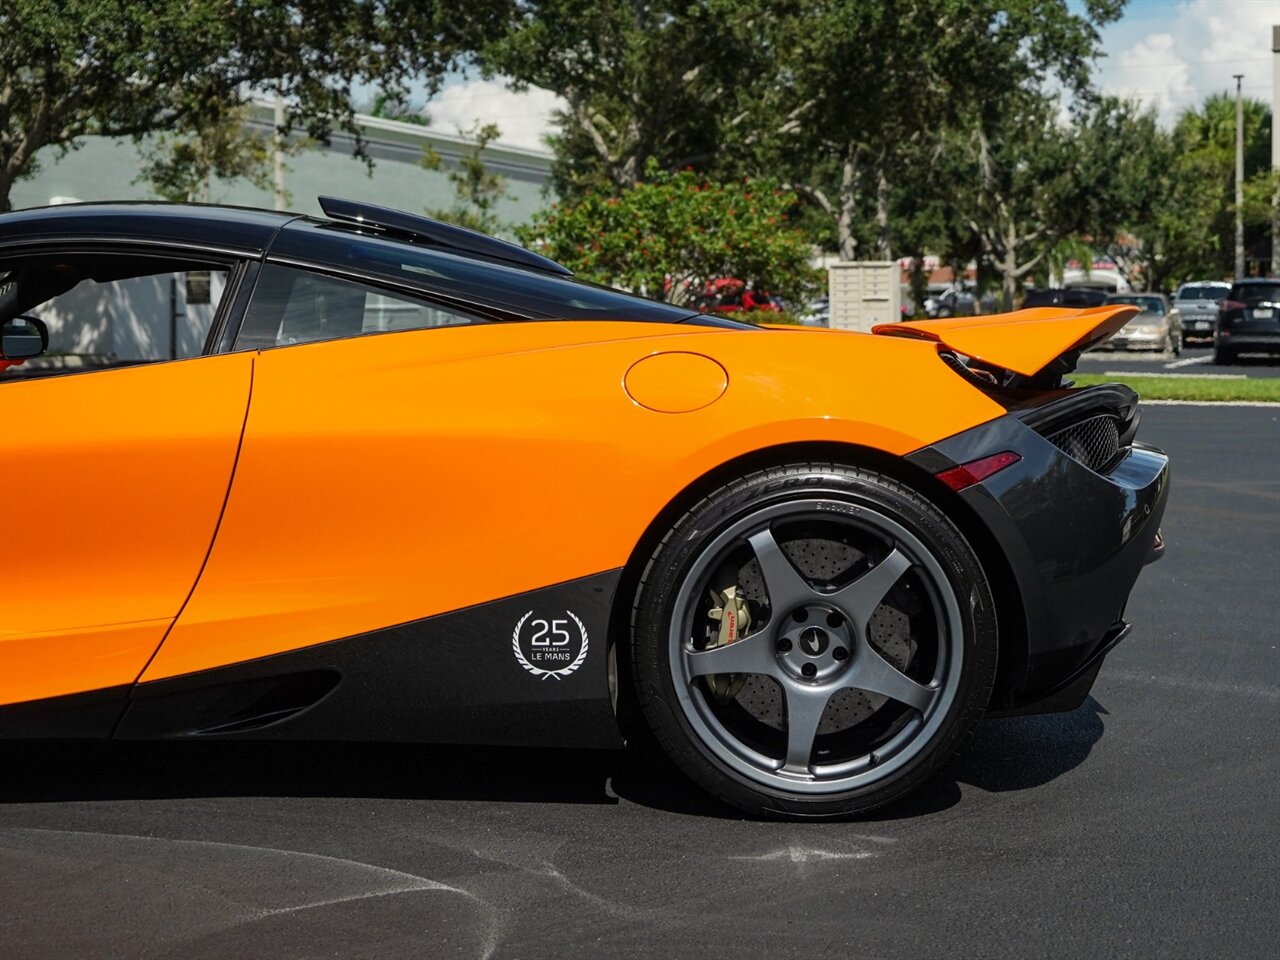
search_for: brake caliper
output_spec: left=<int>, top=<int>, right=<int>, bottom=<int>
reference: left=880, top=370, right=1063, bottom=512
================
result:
left=705, top=585, right=752, bottom=700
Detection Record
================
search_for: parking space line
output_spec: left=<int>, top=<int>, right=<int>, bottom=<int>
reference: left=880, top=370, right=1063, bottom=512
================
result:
left=1164, top=355, right=1211, bottom=369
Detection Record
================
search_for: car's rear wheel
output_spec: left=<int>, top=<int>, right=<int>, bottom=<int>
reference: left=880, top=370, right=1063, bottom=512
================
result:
left=629, top=462, right=997, bottom=819
left=1214, top=343, right=1235, bottom=365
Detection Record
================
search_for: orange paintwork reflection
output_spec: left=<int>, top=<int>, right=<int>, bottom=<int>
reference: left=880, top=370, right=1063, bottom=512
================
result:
left=1, top=620, right=170, bottom=703
left=143, top=322, right=1003, bottom=681
left=0, top=355, right=252, bottom=704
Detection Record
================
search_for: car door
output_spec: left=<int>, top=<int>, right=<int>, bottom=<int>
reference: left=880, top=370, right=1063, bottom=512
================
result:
left=143, top=261, right=661, bottom=683
left=0, top=249, right=254, bottom=710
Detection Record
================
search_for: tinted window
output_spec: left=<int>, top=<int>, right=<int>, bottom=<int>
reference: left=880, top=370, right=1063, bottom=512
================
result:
left=270, top=222, right=700, bottom=324
left=1062, top=289, right=1108, bottom=306
left=237, top=264, right=489, bottom=350
left=1021, top=289, right=1062, bottom=307
left=0, top=252, right=229, bottom=380
left=1231, top=283, right=1280, bottom=306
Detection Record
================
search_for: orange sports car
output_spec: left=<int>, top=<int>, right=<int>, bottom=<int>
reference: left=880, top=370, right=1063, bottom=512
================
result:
left=0, top=198, right=1167, bottom=819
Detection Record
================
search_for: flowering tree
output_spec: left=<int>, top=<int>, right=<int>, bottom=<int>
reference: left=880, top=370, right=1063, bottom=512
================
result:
left=519, top=163, right=816, bottom=305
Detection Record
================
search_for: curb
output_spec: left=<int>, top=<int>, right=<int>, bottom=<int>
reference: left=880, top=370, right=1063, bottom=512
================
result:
left=1141, top=400, right=1280, bottom=408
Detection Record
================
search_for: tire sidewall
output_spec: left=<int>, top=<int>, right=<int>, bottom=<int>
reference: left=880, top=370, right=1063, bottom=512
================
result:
left=631, top=463, right=997, bottom=819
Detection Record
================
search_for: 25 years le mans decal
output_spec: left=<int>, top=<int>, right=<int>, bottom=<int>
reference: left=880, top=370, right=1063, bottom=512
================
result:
left=512, top=611, right=589, bottom=679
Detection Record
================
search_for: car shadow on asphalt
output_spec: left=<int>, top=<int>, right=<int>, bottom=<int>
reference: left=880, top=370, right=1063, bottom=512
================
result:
left=0, top=698, right=1106, bottom=820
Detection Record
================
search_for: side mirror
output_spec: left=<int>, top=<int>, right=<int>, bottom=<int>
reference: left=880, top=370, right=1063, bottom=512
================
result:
left=0, top=315, right=49, bottom=361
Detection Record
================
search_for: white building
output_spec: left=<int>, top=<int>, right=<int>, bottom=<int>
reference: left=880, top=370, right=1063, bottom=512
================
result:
left=10, top=100, right=555, bottom=229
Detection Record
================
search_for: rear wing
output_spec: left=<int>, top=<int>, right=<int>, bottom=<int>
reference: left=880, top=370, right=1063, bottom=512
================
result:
left=872, top=305, right=1139, bottom=378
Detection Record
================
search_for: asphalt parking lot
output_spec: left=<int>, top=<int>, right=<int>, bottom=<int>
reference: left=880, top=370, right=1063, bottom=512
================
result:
left=1078, top=341, right=1280, bottom=378
left=2, top=405, right=1277, bottom=960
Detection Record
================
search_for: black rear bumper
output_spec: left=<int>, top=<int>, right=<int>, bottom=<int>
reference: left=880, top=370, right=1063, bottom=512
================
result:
left=909, top=401, right=1169, bottom=714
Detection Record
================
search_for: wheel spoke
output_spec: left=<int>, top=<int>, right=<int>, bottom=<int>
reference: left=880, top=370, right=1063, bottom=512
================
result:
left=843, top=640, right=935, bottom=712
left=684, top=630, right=777, bottom=679
left=781, top=684, right=830, bottom=774
left=830, top=547, right=911, bottom=623
left=746, top=527, right=814, bottom=613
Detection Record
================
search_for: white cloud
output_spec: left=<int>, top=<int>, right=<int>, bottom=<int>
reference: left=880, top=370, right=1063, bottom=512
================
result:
left=426, top=79, right=565, bottom=152
left=1097, top=0, right=1278, bottom=125
left=1104, top=31, right=1195, bottom=121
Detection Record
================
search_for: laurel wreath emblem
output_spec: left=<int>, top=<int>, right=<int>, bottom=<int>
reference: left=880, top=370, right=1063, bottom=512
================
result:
left=511, top=610, right=589, bottom=680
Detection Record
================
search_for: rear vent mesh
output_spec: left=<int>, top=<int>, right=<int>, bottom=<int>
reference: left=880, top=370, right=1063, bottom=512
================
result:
left=1046, top=414, right=1122, bottom=473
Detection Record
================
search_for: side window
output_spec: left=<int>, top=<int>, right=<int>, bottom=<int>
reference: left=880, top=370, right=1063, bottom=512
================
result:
left=0, top=253, right=229, bottom=380
left=236, top=264, right=489, bottom=350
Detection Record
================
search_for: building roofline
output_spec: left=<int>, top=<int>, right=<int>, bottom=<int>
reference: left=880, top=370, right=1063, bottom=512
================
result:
left=245, top=97, right=555, bottom=169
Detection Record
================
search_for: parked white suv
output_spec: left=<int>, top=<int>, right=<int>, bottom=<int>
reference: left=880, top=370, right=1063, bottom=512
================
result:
left=1174, top=281, right=1231, bottom=345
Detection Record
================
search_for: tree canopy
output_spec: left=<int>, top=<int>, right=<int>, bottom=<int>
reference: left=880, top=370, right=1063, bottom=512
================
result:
left=0, top=0, right=507, bottom=210
left=420, top=123, right=512, bottom=235
left=6, top=0, right=1274, bottom=294
left=519, top=162, right=816, bottom=305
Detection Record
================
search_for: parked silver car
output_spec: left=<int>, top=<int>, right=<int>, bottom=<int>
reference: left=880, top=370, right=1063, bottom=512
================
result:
left=1101, top=293, right=1182, bottom=354
left=1174, top=281, right=1230, bottom=345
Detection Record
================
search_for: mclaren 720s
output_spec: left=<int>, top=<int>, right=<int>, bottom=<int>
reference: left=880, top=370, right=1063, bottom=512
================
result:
left=0, top=198, right=1168, bottom=819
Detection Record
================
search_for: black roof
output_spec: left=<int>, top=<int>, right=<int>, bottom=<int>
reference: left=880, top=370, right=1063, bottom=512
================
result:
left=0, top=202, right=293, bottom=254
left=0, top=199, right=728, bottom=326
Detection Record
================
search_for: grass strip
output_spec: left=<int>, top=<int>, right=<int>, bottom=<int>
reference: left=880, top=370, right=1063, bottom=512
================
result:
left=1072, top=372, right=1280, bottom=402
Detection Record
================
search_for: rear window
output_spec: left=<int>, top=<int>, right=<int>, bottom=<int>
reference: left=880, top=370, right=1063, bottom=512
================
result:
left=270, top=222, right=700, bottom=324
left=1231, top=283, right=1280, bottom=306
left=1022, top=289, right=1108, bottom=308
left=1177, top=284, right=1228, bottom=302
left=1021, top=290, right=1061, bottom=307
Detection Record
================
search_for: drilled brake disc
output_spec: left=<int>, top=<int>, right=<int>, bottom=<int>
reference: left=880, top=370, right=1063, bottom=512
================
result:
left=703, top=537, right=916, bottom=732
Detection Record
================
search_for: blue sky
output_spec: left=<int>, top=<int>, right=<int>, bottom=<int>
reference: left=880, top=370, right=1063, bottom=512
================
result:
left=414, top=1, right=1278, bottom=151
left=1087, top=0, right=1276, bottom=120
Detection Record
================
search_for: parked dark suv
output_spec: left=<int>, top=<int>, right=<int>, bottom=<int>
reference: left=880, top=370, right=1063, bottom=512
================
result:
left=1215, top=279, right=1280, bottom=364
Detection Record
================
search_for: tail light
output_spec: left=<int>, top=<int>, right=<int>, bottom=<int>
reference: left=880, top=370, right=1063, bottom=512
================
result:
left=1220, top=299, right=1245, bottom=324
left=935, top=451, right=1022, bottom=492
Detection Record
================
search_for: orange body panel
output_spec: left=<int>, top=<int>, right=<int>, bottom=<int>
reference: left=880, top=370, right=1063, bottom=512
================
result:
left=0, top=355, right=252, bottom=703
left=874, top=305, right=1140, bottom=376
left=143, top=322, right=1003, bottom=682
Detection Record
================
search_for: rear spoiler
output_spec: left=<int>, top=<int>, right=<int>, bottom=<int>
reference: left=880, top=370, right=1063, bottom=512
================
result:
left=872, top=305, right=1140, bottom=378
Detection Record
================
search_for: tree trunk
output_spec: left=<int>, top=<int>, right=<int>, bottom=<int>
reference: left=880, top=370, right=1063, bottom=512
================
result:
left=1000, top=257, right=1018, bottom=311
left=836, top=156, right=858, bottom=261
left=875, top=166, right=892, bottom=260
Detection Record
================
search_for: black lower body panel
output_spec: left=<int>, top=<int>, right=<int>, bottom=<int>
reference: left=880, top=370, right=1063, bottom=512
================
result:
left=0, top=685, right=130, bottom=738
left=986, top=619, right=1131, bottom=717
left=8, top=570, right=625, bottom=749
left=909, top=411, right=1169, bottom=713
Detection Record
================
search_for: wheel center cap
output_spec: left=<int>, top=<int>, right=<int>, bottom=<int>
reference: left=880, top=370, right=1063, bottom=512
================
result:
left=798, top=626, right=830, bottom=657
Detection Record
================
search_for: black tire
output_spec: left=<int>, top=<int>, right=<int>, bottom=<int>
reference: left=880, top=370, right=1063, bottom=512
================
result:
left=1214, top=344, right=1234, bottom=365
left=629, top=462, right=997, bottom=819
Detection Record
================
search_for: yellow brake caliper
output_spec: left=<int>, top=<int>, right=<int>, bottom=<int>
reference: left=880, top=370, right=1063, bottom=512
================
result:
left=705, top=585, right=752, bottom=700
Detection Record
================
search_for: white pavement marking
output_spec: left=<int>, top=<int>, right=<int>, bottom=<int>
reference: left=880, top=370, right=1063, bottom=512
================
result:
left=731, top=846, right=877, bottom=863
left=1163, top=355, right=1212, bottom=369
left=10, top=828, right=504, bottom=958
left=1103, top=370, right=1247, bottom=380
